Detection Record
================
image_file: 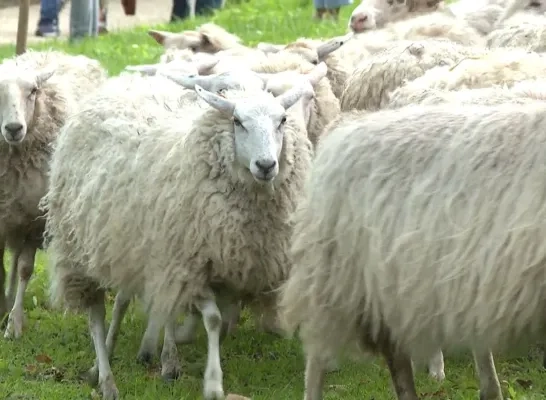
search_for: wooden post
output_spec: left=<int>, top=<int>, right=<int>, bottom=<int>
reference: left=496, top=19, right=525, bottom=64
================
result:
left=15, top=0, right=30, bottom=55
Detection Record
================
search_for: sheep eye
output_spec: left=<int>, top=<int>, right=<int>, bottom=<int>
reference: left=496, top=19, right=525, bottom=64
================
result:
left=280, top=116, right=287, bottom=125
left=530, top=1, right=541, bottom=7
left=29, top=87, right=38, bottom=96
left=311, top=60, right=318, bottom=65
left=233, top=117, right=242, bottom=127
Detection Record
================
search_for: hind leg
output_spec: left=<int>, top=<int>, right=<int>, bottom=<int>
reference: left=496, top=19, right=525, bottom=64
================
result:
left=161, top=319, right=182, bottom=381
left=382, top=345, right=418, bottom=400
left=473, top=350, right=503, bottom=400
left=88, top=290, right=119, bottom=400
left=87, top=289, right=132, bottom=383
left=4, top=243, right=35, bottom=339
left=427, top=349, right=445, bottom=381
left=303, top=348, right=327, bottom=400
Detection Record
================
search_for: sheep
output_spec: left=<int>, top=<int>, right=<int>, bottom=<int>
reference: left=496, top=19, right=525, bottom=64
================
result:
left=390, top=48, right=546, bottom=103
left=124, top=53, right=220, bottom=77
left=43, top=66, right=317, bottom=399
left=255, top=33, right=353, bottom=100
left=486, top=22, right=546, bottom=52
left=387, top=79, right=546, bottom=108
left=148, top=22, right=247, bottom=54
left=0, top=50, right=107, bottom=340
left=278, top=100, right=546, bottom=400
left=339, top=39, right=485, bottom=112
left=494, top=0, right=546, bottom=27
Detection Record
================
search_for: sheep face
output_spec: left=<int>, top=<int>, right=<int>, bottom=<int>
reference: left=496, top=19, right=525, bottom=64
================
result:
left=349, top=3, right=379, bottom=33
left=194, top=83, right=314, bottom=183
left=0, top=67, right=55, bottom=146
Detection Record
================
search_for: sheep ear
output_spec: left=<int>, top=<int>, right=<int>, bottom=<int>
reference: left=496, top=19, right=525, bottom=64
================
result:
left=125, top=64, right=160, bottom=76
left=277, top=81, right=314, bottom=110
left=148, top=30, right=174, bottom=45
left=316, top=33, right=352, bottom=60
left=163, top=72, right=203, bottom=90
left=195, top=84, right=235, bottom=116
left=305, top=62, right=328, bottom=87
left=36, top=67, right=56, bottom=86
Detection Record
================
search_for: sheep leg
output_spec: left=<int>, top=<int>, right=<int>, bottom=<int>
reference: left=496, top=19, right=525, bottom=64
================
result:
left=137, top=313, right=162, bottom=364
left=160, top=319, right=182, bottom=381
left=426, top=349, right=445, bottom=381
left=5, top=244, right=21, bottom=310
left=473, top=350, right=503, bottom=400
left=303, top=350, right=327, bottom=400
left=88, top=291, right=119, bottom=400
left=87, top=289, right=132, bottom=383
left=382, top=345, right=418, bottom=400
left=175, top=311, right=200, bottom=344
left=196, top=298, right=225, bottom=400
left=0, top=245, right=6, bottom=319
left=4, top=243, right=35, bottom=339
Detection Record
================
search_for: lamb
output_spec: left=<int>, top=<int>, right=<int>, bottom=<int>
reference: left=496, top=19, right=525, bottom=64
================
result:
left=43, top=68, right=317, bottom=400
left=148, top=22, right=247, bottom=54
left=339, top=39, right=485, bottom=111
left=256, top=33, right=353, bottom=99
left=0, top=49, right=107, bottom=340
left=279, top=101, right=546, bottom=400
left=390, top=48, right=546, bottom=103
left=387, top=79, right=546, bottom=108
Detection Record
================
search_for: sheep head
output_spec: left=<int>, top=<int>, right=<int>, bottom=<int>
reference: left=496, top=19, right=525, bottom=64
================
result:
left=194, top=81, right=314, bottom=184
left=0, top=64, right=55, bottom=146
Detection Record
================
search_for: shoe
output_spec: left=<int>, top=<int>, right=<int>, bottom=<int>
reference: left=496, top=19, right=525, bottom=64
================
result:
left=35, top=23, right=60, bottom=38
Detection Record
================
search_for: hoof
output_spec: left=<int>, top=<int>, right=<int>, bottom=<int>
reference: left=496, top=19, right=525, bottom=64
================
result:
left=85, top=365, right=99, bottom=387
left=3, top=311, right=23, bottom=339
left=99, top=375, right=119, bottom=400
left=136, top=351, right=154, bottom=366
left=204, top=380, right=225, bottom=400
left=161, top=362, right=182, bottom=381
left=427, top=369, right=445, bottom=381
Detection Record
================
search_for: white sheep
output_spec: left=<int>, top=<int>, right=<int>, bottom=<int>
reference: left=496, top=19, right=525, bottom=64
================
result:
left=494, top=0, right=546, bottom=27
left=390, top=48, right=546, bottom=102
left=487, top=21, right=546, bottom=52
left=255, top=33, right=353, bottom=99
left=339, top=39, right=485, bottom=111
left=43, top=68, right=317, bottom=399
left=387, top=79, right=546, bottom=108
left=124, top=53, right=220, bottom=77
left=279, top=100, right=546, bottom=400
left=0, top=49, right=107, bottom=340
left=148, top=22, right=247, bottom=54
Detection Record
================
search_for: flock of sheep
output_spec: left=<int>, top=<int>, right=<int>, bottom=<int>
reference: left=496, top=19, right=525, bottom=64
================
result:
left=2, top=0, right=546, bottom=398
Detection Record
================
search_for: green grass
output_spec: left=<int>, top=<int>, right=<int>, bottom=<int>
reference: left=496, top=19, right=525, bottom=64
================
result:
left=1, top=0, right=546, bottom=398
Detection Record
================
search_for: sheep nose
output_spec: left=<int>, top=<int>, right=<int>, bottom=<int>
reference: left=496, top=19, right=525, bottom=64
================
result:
left=4, top=122, right=23, bottom=137
left=255, top=159, right=277, bottom=174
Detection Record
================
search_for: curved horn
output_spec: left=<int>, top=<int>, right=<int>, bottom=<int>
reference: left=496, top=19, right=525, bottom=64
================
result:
left=163, top=73, right=208, bottom=90
left=195, top=84, right=236, bottom=116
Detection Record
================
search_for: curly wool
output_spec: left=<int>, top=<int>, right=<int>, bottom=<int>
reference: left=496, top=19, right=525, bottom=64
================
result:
left=280, top=103, right=546, bottom=364
left=387, top=79, right=546, bottom=108
left=393, top=48, right=546, bottom=98
left=45, top=87, right=313, bottom=323
left=251, top=52, right=340, bottom=147
left=487, top=22, right=546, bottom=52
left=0, top=50, right=107, bottom=249
left=339, top=39, right=484, bottom=111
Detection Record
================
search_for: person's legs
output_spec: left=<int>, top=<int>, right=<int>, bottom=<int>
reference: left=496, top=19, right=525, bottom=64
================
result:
left=195, top=0, right=221, bottom=14
left=99, top=0, right=108, bottom=34
left=36, top=0, right=61, bottom=37
left=171, top=0, right=189, bottom=21
left=313, top=0, right=327, bottom=20
left=70, top=0, right=99, bottom=42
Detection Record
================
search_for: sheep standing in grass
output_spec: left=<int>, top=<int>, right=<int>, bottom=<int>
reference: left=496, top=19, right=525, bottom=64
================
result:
left=279, top=100, right=546, bottom=400
left=43, top=68, right=316, bottom=399
left=339, top=39, right=484, bottom=111
left=0, top=50, right=107, bottom=339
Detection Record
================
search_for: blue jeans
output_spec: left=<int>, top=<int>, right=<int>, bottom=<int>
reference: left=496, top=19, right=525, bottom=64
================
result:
left=171, top=0, right=222, bottom=21
left=38, top=0, right=61, bottom=26
left=69, top=0, right=99, bottom=41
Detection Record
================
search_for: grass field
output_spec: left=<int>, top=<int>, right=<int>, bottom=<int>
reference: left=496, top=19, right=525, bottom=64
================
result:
left=1, top=0, right=546, bottom=398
